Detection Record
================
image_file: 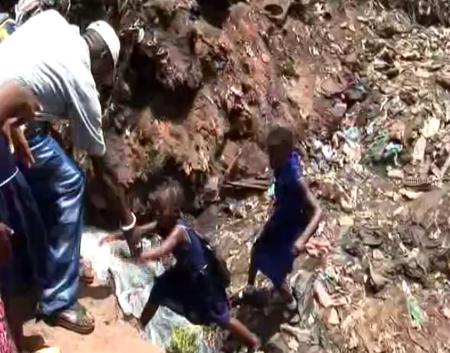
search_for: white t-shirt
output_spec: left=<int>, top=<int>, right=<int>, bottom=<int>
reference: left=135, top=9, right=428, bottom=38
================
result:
left=0, top=9, right=105, bottom=156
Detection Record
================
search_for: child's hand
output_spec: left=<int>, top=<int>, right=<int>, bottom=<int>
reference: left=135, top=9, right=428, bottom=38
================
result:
left=292, top=241, right=307, bottom=257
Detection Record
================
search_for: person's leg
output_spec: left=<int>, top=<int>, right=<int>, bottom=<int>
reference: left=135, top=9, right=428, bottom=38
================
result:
left=21, top=135, right=93, bottom=333
left=247, top=245, right=258, bottom=287
left=277, top=280, right=295, bottom=304
left=3, top=299, right=23, bottom=351
left=247, top=226, right=272, bottom=288
left=277, top=280, right=299, bottom=324
left=140, top=301, right=159, bottom=328
left=224, top=318, right=260, bottom=349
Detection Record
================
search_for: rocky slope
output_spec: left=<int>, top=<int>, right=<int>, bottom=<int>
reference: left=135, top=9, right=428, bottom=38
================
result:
left=6, top=0, right=450, bottom=352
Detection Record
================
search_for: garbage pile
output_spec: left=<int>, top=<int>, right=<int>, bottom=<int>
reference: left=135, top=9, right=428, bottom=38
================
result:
left=75, top=0, right=450, bottom=351
left=169, top=1, right=450, bottom=352
left=5, top=0, right=450, bottom=352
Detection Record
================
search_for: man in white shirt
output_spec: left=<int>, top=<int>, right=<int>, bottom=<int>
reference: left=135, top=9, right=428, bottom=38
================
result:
left=0, top=9, right=135, bottom=334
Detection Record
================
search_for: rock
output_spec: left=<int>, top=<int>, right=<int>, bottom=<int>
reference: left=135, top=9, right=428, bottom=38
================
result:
left=442, top=307, right=450, bottom=320
left=321, top=77, right=345, bottom=97
left=235, top=141, right=268, bottom=178
left=421, top=117, right=440, bottom=138
left=345, top=84, right=367, bottom=103
left=372, top=249, right=384, bottom=260
left=327, top=308, right=340, bottom=325
left=399, top=188, right=423, bottom=200
left=376, top=10, right=411, bottom=38
left=388, top=120, right=406, bottom=142
left=387, top=168, right=404, bottom=179
left=368, top=261, right=389, bottom=292
left=359, top=228, right=383, bottom=247
left=265, top=333, right=290, bottom=353
left=328, top=101, right=347, bottom=118
left=221, top=140, right=241, bottom=172
left=412, top=136, right=427, bottom=163
left=339, top=215, right=354, bottom=227
left=436, top=74, right=450, bottom=90
left=343, top=52, right=358, bottom=67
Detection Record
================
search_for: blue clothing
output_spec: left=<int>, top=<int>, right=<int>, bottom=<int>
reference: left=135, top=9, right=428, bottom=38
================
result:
left=172, top=221, right=209, bottom=274
left=272, top=151, right=305, bottom=224
left=254, top=151, right=308, bottom=287
left=0, top=165, right=48, bottom=298
left=0, top=136, right=16, bottom=184
left=149, top=221, right=230, bottom=327
left=20, top=134, right=84, bottom=315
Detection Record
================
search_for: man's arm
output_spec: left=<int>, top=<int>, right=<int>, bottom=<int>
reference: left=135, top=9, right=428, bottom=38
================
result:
left=68, top=77, right=141, bottom=256
left=0, top=81, right=40, bottom=127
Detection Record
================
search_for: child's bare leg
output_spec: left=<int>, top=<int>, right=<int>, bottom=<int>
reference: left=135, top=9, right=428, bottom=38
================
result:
left=247, top=247, right=257, bottom=287
left=277, top=280, right=295, bottom=304
left=225, top=318, right=260, bottom=349
left=140, top=301, right=159, bottom=328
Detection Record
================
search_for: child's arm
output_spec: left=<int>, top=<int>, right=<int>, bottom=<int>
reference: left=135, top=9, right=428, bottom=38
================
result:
left=293, top=180, right=322, bottom=255
left=139, top=226, right=184, bottom=262
left=99, top=221, right=158, bottom=246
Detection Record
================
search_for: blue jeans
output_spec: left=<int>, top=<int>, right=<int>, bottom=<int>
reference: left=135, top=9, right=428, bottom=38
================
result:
left=21, top=134, right=85, bottom=316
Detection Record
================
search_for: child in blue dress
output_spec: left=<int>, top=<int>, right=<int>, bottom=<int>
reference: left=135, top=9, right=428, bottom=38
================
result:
left=139, top=181, right=260, bottom=350
left=246, top=126, right=322, bottom=316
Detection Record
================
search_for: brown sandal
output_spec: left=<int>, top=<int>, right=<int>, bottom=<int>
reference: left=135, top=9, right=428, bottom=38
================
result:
left=43, top=302, right=95, bottom=335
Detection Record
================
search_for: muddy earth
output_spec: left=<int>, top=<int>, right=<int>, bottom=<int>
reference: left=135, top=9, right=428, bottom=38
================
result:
left=5, top=0, right=450, bottom=352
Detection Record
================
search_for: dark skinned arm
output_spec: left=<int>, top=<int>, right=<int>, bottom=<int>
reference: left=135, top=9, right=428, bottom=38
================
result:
left=0, top=81, right=40, bottom=127
left=99, top=221, right=158, bottom=246
left=139, top=226, right=184, bottom=262
left=293, top=179, right=322, bottom=255
left=90, top=155, right=142, bottom=256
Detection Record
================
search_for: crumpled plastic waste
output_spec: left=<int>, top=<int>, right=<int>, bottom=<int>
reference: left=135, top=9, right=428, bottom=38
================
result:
left=366, top=132, right=403, bottom=165
left=81, top=229, right=213, bottom=353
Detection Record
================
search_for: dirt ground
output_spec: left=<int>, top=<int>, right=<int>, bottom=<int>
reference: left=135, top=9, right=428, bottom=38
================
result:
left=19, top=285, right=161, bottom=353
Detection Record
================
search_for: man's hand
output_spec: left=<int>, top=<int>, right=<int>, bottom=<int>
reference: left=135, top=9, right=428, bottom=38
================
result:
left=91, top=156, right=144, bottom=257
left=123, top=227, right=143, bottom=258
left=0, top=81, right=41, bottom=127
left=0, top=223, right=13, bottom=267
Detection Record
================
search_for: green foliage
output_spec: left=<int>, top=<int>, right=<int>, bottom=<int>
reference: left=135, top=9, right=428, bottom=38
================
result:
left=169, top=326, right=199, bottom=353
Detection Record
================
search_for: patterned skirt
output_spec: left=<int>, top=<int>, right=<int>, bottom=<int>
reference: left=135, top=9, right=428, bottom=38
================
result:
left=0, top=297, right=17, bottom=353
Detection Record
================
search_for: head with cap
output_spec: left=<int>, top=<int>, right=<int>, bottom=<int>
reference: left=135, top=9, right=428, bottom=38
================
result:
left=83, top=20, right=120, bottom=87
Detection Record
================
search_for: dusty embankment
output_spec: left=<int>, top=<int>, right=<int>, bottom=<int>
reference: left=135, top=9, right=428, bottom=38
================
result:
left=5, top=0, right=450, bottom=352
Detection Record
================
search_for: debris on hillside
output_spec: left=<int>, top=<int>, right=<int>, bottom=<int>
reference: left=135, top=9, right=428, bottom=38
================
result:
left=7, top=0, right=450, bottom=352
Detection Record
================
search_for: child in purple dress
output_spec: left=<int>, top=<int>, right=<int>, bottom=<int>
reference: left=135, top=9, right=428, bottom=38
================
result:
left=139, top=181, right=260, bottom=349
left=246, top=126, right=322, bottom=317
